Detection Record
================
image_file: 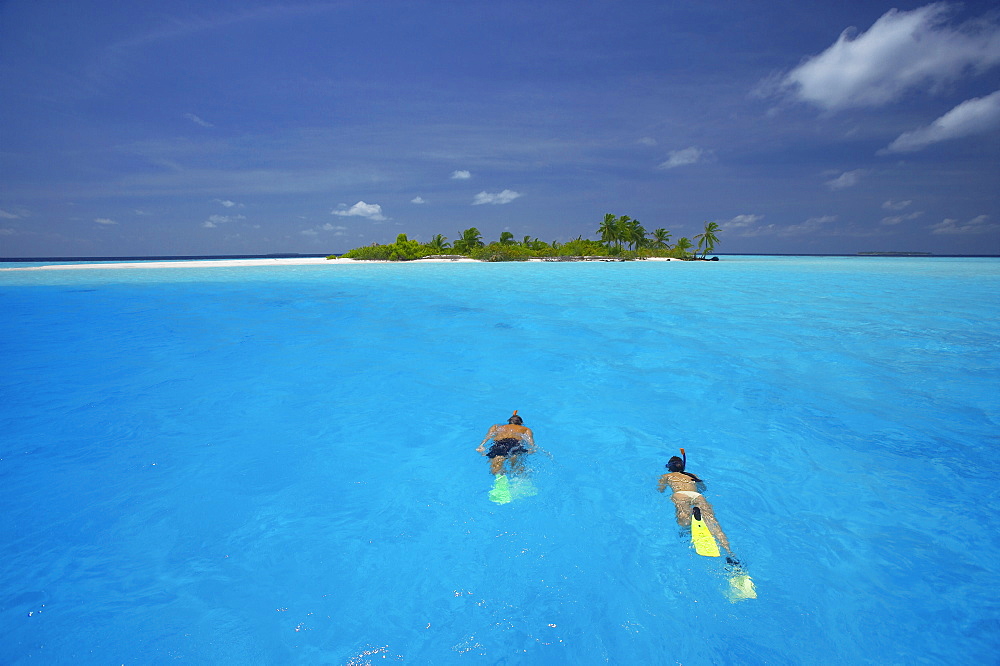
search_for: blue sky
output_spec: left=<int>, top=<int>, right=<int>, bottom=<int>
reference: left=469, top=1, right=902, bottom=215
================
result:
left=1, top=0, right=998, bottom=256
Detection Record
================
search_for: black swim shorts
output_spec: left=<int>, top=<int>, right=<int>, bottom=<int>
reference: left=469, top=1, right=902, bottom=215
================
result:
left=487, top=438, right=528, bottom=458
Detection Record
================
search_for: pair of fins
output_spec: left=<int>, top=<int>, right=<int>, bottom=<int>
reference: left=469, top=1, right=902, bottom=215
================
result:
left=488, top=474, right=537, bottom=504
left=690, top=506, right=757, bottom=602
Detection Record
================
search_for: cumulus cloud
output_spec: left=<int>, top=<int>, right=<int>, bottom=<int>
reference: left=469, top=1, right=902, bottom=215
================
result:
left=825, top=169, right=867, bottom=190
left=203, top=214, right=245, bottom=228
left=659, top=147, right=704, bottom=169
left=411, top=196, right=427, bottom=204
left=94, top=218, right=117, bottom=225
left=184, top=113, right=214, bottom=127
left=0, top=209, right=20, bottom=219
left=779, top=4, right=1000, bottom=111
left=882, top=200, right=912, bottom=210
left=881, top=211, right=923, bottom=225
left=930, top=215, right=997, bottom=234
left=882, top=90, right=1000, bottom=153
left=472, top=190, right=522, bottom=205
left=332, top=201, right=387, bottom=221
left=451, top=170, right=472, bottom=180
left=718, top=214, right=765, bottom=231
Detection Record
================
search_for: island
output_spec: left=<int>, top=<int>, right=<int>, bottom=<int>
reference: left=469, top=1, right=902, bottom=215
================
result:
left=330, top=216, right=722, bottom=262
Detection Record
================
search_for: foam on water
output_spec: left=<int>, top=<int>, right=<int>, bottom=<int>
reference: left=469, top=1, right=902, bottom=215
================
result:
left=1, top=257, right=998, bottom=664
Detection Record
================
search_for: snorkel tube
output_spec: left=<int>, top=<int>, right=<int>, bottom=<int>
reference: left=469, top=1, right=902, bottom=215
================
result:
left=680, top=448, right=686, bottom=469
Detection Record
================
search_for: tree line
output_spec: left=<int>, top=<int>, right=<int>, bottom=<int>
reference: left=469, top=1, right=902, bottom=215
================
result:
left=332, top=215, right=721, bottom=261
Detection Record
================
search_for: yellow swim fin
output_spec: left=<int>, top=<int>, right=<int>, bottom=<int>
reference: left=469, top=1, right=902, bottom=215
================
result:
left=690, top=506, right=721, bottom=557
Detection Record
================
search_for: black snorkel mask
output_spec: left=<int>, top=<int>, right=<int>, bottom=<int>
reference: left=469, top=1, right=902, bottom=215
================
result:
left=666, top=448, right=687, bottom=472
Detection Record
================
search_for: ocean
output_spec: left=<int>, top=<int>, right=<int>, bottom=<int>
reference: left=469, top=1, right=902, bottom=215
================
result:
left=1, top=256, right=998, bottom=664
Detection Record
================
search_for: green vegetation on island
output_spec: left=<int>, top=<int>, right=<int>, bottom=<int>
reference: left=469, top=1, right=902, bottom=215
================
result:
left=329, top=216, right=722, bottom=262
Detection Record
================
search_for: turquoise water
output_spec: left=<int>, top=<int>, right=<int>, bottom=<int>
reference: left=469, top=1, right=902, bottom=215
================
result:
left=1, top=257, right=998, bottom=664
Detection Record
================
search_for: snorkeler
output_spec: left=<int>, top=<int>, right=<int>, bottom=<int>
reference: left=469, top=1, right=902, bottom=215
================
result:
left=657, top=449, right=732, bottom=555
left=477, top=410, right=535, bottom=476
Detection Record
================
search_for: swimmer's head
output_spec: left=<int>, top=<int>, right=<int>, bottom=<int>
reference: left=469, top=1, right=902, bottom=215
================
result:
left=508, top=414, right=523, bottom=425
left=666, top=456, right=685, bottom=472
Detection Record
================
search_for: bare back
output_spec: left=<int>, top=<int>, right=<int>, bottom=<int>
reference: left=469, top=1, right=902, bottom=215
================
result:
left=489, top=423, right=532, bottom=443
left=657, top=471, right=698, bottom=494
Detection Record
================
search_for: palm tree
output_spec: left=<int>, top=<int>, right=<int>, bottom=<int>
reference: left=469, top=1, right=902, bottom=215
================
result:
left=649, top=228, right=671, bottom=250
left=616, top=215, right=632, bottom=251
left=452, top=227, right=484, bottom=254
left=622, top=218, right=646, bottom=251
left=694, top=221, right=721, bottom=258
left=428, top=234, right=450, bottom=251
left=597, top=213, right=619, bottom=249
left=499, top=231, right=516, bottom=245
left=674, top=237, right=693, bottom=258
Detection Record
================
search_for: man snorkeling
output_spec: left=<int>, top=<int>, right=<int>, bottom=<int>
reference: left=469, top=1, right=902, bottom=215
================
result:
left=477, top=410, right=535, bottom=476
left=657, top=450, right=732, bottom=555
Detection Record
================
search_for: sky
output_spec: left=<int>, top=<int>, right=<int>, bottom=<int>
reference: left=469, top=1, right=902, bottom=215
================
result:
left=1, top=0, right=999, bottom=257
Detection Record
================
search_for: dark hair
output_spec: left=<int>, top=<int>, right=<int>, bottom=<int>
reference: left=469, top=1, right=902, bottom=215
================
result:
left=666, top=456, right=702, bottom=482
left=508, top=415, right=523, bottom=425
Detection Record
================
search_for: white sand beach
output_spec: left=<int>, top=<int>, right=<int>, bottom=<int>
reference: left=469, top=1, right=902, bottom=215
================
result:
left=2, top=255, right=695, bottom=271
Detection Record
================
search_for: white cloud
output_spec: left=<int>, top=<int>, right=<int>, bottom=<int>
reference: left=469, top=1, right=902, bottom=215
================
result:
left=303, top=223, right=348, bottom=236
left=451, top=170, right=472, bottom=180
left=0, top=209, right=20, bottom=219
left=783, top=215, right=838, bottom=235
left=184, top=113, right=214, bottom=127
left=659, top=147, right=704, bottom=169
left=411, top=196, right=427, bottom=204
left=94, top=217, right=117, bottom=225
left=638, top=137, right=657, bottom=146
left=780, top=4, right=1000, bottom=111
left=214, top=198, right=243, bottom=208
left=731, top=215, right=837, bottom=237
left=472, top=189, right=522, bottom=205
left=930, top=215, right=997, bottom=234
left=882, top=200, right=912, bottom=210
left=882, top=90, right=1000, bottom=153
left=0, top=228, right=15, bottom=235
left=718, top=214, right=765, bottom=231
left=825, top=169, right=867, bottom=190
left=881, top=211, right=923, bottom=225
left=203, top=214, right=245, bottom=228
left=332, top=201, right=387, bottom=221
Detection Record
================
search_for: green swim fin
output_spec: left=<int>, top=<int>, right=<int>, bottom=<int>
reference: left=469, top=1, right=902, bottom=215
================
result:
left=489, top=474, right=512, bottom=504
left=690, top=506, right=721, bottom=557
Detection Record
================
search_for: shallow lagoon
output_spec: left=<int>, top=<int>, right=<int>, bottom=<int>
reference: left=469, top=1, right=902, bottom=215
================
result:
left=2, top=256, right=998, bottom=664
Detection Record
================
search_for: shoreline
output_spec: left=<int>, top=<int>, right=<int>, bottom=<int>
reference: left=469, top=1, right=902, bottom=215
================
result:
left=1, top=256, right=691, bottom=271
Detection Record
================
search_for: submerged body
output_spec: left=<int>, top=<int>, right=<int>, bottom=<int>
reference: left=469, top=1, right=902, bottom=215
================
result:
left=477, top=414, right=535, bottom=475
left=658, top=470, right=732, bottom=555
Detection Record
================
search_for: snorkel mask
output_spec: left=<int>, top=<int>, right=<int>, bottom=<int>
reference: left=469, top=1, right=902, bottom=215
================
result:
left=666, top=447, right=687, bottom=472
